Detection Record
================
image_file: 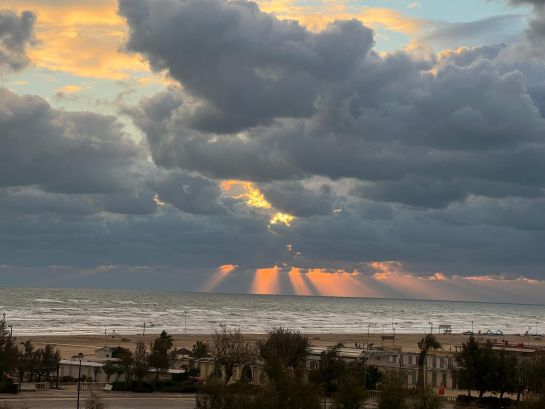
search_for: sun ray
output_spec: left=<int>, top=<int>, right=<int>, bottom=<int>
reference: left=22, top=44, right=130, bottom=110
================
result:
left=288, top=268, right=312, bottom=296
left=251, top=266, right=281, bottom=295
left=201, top=264, right=238, bottom=292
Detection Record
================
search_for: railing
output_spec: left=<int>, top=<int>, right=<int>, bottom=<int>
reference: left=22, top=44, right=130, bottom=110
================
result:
left=78, top=382, right=108, bottom=391
left=366, top=390, right=456, bottom=402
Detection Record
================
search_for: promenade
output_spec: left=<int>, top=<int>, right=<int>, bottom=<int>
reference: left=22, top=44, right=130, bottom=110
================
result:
left=0, top=391, right=196, bottom=409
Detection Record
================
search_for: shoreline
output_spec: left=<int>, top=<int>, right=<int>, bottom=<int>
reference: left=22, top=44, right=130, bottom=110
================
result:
left=16, top=332, right=545, bottom=359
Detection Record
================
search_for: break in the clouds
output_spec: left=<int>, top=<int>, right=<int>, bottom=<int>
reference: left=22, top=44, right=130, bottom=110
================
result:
left=0, top=9, right=35, bottom=71
left=2, top=1, right=545, bottom=302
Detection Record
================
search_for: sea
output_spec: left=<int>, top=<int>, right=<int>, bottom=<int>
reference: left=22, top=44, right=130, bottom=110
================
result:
left=0, top=287, right=544, bottom=336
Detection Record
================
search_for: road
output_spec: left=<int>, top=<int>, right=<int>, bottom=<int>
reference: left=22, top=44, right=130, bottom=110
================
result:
left=0, top=390, right=196, bottom=409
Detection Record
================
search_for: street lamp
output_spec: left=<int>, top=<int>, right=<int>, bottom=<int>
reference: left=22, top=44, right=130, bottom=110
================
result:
left=76, top=353, right=84, bottom=409
left=429, top=322, right=433, bottom=334
left=19, top=342, right=24, bottom=392
left=184, top=311, right=187, bottom=333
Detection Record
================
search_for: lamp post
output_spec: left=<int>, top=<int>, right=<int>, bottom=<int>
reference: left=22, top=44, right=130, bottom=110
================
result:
left=19, top=342, right=24, bottom=392
left=76, top=353, right=84, bottom=409
left=429, top=322, right=433, bottom=334
left=184, top=311, right=187, bottom=333
left=471, top=320, right=474, bottom=334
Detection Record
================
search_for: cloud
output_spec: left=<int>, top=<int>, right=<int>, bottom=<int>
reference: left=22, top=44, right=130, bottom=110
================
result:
left=114, top=0, right=545, bottom=285
left=0, top=9, right=35, bottom=71
left=419, top=14, right=526, bottom=50
left=4, top=0, right=148, bottom=79
left=120, top=0, right=374, bottom=131
left=3, top=0, right=545, bottom=298
left=0, top=87, right=143, bottom=194
left=124, top=1, right=545, bottom=206
left=257, top=0, right=423, bottom=34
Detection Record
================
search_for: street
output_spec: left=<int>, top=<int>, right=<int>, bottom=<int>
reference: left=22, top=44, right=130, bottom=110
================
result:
left=0, top=390, right=196, bottom=409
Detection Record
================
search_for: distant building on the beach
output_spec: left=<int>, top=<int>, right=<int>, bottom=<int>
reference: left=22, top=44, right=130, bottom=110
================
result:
left=95, top=347, right=114, bottom=359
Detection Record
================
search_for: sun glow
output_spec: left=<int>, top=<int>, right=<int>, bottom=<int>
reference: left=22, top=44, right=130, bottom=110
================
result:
left=270, top=212, right=295, bottom=227
left=251, top=266, right=281, bottom=294
left=221, top=180, right=295, bottom=227
left=287, top=268, right=312, bottom=296
left=201, top=264, right=238, bottom=292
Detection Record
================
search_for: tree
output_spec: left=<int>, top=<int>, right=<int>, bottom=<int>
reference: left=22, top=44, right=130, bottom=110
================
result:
left=258, top=328, right=318, bottom=409
left=488, top=350, right=518, bottom=407
left=416, top=335, right=441, bottom=389
left=332, top=363, right=366, bottom=409
left=20, top=340, right=36, bottom=382
left=102, top=361, right=116, bottom=383
left=132, top=342, right=148, bottom=388
left=199, top=326, right=319, bottom=409
left=0, top=314, right=17, bottom=381
left=259, top=327, right=310, bottom=382
left=118, top=348, right=134, bottom=390
left=409, top=387, right=440, bottom=409
left=378, top=373, right=407, bottom=409
left=364, top=365, right=382, bottom=390
left=309, top=344, right=346, bottom=395
left=474, top=341, right=495, bottom=400
left=35, top=344, right=60, bottom=381
left=527, top=355, right=545, bottom=397
left=193, top=341, right=209, bottom=360
left=148, top=330, right=175, bottom=384
left=455, top=335, right=480, bottom=397
left=210, top=325, right=253, bottom=384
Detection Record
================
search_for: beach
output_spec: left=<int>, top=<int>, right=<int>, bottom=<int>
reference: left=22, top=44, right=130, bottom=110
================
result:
left=18, top=332, right=545, bottom=358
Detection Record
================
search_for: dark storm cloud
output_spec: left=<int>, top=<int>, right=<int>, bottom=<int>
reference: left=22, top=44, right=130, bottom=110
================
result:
left=114, top=0, right=545, bottom=283
left=119, top=0, right=373, bottom=131
left=5, top=0, right=545, bottom=292
left=150, top=170, right=226, bottom=215
left=0, top=88, right=141, bottom=194
left=261, top=181, right=336, bottom=217
left=0, top=9, right=35, bottom=71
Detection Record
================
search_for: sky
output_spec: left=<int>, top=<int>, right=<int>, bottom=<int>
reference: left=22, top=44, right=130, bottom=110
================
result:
left=1, top=0, right=545, bottom=303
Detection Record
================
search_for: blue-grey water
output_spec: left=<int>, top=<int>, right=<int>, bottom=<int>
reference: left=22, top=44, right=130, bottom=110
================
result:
left=0, top=288, right=544, bottom=336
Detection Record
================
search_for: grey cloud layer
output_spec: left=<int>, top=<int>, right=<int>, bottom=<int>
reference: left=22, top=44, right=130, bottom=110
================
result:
left=3, top=1, right=545, bottom=292
left=118, top=0, right=545, bottom=282
left=0, top=9, right=35, bottom=71
left=120, top=0, right=545, bottom=204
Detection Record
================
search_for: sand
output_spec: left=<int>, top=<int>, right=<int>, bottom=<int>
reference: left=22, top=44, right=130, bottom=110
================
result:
left=16, top=333, right=545, bottom=359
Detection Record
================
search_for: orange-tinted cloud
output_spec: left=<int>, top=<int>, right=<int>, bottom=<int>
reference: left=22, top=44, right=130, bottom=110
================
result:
left=258, top=0, right=423, bottom=33
left=56, top=84, right=83, bottom=94
left=305, top=269, right=377, bottom=297
left=221, top=180, right=295, bottom=227
left=202, top=264, right=239, bottom=292
left=4, top=0, right=149, bottom=79
left=221, top=180, right=271, bottom=209
left=5, top=0, right=422, bottom=80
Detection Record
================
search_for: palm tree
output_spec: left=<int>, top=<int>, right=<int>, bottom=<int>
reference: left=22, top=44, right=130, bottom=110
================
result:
left=417, top=334, right=441, bottom=389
